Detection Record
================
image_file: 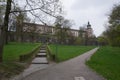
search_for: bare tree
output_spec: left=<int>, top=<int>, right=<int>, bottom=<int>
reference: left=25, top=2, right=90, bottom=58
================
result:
left=0, top=0, right=12, bottom=62
left=54, top=16, right=73, bottom=44
left=11, top=0, right=62, bottom=24
left=0, top=0, right=62, bottom=62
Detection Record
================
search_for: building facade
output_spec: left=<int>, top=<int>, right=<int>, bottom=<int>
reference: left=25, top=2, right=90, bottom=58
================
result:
left=8, top=21, right=95, bottom=44
left=22, top=23, right=80, bottom=43
left=22, top=22, right=94, bottom=42
left=86, top=22, right=94, bottom=38
left=23, top=23, right=79, bottom=37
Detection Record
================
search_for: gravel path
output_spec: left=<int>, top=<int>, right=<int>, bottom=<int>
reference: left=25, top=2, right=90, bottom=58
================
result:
left=23, top=47, right=106, bottom=80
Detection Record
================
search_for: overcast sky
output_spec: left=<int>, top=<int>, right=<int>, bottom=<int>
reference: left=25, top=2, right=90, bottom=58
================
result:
left=61, top=0, right=120, bottom=36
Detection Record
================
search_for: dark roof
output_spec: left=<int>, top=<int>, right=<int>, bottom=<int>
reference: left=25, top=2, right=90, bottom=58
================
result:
left=23, top=22, right=52, bottom=28
left=87, top=21, right=91, bottom=27
left=23, top=22, right=79, bottom=32
left=70, top=29, right=79, bottom=32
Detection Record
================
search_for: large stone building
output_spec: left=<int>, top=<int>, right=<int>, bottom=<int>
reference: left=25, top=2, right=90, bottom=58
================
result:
left=23, top=23, right=79, bottom=37
left=23, top=23, right=53, bottom=35
left=8, top=21, right=94, bottom=44
left=22, top=22, right=94, bottom=42
left=22, top=22, right=80, bottom=43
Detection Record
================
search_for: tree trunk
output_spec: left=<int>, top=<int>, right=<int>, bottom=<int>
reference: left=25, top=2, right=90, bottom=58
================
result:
left=0, top=0, right=12, bottom=62
left=0, top=26, right=4, bottom=62
left=16, top=23, right=21, bottom=42
left=4, top=0, right=12, bottom=44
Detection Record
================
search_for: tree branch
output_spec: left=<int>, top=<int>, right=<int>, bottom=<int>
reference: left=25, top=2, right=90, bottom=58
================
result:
left=10, top=7, right=57, bottom=18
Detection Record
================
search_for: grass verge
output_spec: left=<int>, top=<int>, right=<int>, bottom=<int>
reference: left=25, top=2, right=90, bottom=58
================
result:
left=3, top=42, right=40, bottom=62
left=48, top=44, right=95, bottom=62
left=0, top=62, right=24, bottom=79
left=0, top=42, right=41, bottom=79
left=86, top=46, right=120, bottom=80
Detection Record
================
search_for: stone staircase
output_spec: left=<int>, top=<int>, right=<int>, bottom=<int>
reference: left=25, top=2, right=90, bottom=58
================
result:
left=22, top=44, right=49, bottom=77
left=32, top=44, right=48, bottom=64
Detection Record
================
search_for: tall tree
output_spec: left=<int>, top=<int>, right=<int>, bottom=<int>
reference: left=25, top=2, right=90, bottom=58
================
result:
left=0, top=1, right=5, bottom=25
left=54, top=16, right=72, bottom=44
left=104, top=4, right=120, bottom=46
left=0, top=0, right=12, bottom=62
left=0, top=0, right=62, bottom=62
left=78, top=27, right=86, bottom=45
left=97, top=36, right=108, bottom=46
left=15, top=11, right=30, bottom=42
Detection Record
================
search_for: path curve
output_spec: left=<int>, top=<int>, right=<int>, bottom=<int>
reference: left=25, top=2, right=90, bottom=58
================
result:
left=23, top=47, right=106, bottom=80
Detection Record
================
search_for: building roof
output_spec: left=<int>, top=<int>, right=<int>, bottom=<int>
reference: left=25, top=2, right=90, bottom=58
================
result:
left=23, top=22, right=53, bottom=28
left=23, top=22, right=79, bottom=32
left=87, top=21, right=91, bottom=28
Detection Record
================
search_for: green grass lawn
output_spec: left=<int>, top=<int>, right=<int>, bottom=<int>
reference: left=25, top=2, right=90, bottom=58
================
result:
left=0, top=42, right=41, bottom=79
left=86, top=46, right=120, bottom=80
left=3, top=42, right=40, bottom=62
left=49, top=44, right=95, bottom=62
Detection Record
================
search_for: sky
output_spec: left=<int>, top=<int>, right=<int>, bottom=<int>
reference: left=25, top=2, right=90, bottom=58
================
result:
left=61, top=0, right=120, bottom=37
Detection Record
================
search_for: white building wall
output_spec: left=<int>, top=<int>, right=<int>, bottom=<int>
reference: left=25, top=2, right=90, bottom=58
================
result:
left=23, top=23, right=80, bottom=37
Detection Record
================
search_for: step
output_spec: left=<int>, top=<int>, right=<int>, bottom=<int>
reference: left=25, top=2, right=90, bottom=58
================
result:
left=42, top=45, right=46, bottom=47
left=36, top=55, right=47, bottom=57
left=40, top=48, right=46, bottom=50
left=36, top=53, right=47, bottom=57
left=41, top=46, right=46, bottom=48
left=32, top=62, right=48, bottom=64
left=32, top=58, right=48, bottom=64
left=41, top=47, right=46, bottom=48
left=38, top=53, right=46, bottom=55
left=40, top=50, right=46, bottom=53
left=40, top=49, right=46, bottom=51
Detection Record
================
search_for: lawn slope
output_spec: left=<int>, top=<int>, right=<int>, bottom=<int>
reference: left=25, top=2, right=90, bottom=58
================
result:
left=3, top=42, right=40, bottom=62
left=49, top=44, right=95, bottom=62
left=0, top=42, right=41, bottom=79
left=87, top=46, right=120, bottom=80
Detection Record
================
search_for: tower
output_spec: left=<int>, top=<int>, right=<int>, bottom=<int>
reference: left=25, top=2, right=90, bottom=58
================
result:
left=87, top=21, right=91, bottom=28
left=86, top=21, right=93, bottom=38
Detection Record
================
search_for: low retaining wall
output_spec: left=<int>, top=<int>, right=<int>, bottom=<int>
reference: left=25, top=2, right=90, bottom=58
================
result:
left=19, top=45, right=41, bottom=62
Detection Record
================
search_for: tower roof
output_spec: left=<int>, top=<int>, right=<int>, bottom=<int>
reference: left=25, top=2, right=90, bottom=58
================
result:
left=87, top=21, right=91, bottom=28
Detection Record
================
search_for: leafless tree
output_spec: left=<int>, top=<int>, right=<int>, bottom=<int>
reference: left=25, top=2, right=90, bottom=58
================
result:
left=0, top=0, right=62, bottom=62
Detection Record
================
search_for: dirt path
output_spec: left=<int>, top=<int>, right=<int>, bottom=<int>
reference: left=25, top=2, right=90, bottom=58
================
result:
left=23, top=47, right=106, bottom=80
